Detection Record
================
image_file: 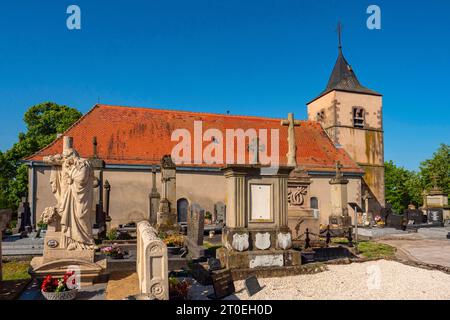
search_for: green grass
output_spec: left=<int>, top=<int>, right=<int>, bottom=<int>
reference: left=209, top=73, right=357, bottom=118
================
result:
left=357, top=242, right=396, bottom=260
left=331, top=238, right=396, bottom=260
left=2, top=259, right=31, bottom=281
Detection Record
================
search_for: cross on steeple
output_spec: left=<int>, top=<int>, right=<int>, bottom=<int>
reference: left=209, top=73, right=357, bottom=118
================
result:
left=336, top=22, right=343, bottom=50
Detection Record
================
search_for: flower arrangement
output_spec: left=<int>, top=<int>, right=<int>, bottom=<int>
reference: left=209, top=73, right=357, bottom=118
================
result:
left=169, top=277, right=191, bottom=300
left=162, top=233, right=185, bottom=247
left=100, top=244, right=125, bottom=259
left=374, top=215, right=385, bottom=226
left=41, top=271, right=77, bottom=293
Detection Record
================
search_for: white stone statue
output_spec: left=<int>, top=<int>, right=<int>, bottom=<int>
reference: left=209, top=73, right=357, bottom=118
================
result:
left=43, top=138, right=95, bottom=251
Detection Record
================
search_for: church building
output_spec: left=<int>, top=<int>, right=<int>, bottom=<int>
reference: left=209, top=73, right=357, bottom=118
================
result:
left=25, top=42, right=384, bottom=235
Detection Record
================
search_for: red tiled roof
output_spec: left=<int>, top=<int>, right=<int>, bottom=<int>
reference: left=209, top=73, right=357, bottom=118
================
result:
left=26, top=104, right=362, bottom=173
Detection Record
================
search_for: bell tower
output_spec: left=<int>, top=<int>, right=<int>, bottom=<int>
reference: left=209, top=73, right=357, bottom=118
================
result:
left=306, top=24, right=385, bottom=214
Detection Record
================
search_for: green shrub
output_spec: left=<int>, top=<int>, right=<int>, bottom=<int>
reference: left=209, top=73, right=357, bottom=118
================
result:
left=106, top=228, right=118, bottom=241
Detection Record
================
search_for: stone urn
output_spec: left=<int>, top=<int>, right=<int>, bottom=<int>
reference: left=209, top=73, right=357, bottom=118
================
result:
left=41, top=289, right=78, bottom=301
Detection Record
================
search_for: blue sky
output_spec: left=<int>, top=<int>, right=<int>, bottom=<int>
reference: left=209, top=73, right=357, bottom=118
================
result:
left=0, top=0, right=449, bottom=170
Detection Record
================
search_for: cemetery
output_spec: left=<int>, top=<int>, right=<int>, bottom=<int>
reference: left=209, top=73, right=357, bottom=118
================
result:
left=0, top=14, right=449, bottom=302
left=1, top=135, right=449, bottom=301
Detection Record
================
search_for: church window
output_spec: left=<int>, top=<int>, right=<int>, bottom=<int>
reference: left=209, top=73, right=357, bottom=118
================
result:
left=353, top=107, right=365, bottom=128
left=310, top=197, right=319, bottom=219
left=316, top=109, right=326, bottom=122
left=310, top=197, right=319, bottom=209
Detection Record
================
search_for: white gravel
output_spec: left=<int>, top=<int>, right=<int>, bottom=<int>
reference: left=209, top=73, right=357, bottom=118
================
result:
left=189, top=260, right=450, bottom=300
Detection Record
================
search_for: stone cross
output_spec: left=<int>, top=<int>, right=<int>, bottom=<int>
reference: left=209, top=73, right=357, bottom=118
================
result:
left=281, top=113, right=301, bottom=166
left=92, top=137, right=98, bottom=158
left=247, top=137, right=265, bottom=164
left=335, top=161, right=343, bottom=179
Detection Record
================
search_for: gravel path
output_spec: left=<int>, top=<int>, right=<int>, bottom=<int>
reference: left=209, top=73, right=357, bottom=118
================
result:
left=189, top=260, right=450, bottom=300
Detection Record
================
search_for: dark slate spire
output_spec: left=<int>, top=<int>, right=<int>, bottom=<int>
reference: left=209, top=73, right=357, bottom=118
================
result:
left=309, top=24, right=381, bottom=103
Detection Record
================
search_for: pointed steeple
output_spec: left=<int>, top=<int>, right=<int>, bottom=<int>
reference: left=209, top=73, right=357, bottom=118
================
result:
left=309, top=24, right=381, bottom=103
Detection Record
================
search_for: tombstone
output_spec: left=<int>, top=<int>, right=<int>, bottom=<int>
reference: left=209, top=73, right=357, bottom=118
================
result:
left=328, top=162, right=351, bottom=230
left=214, top=202, right=226, bottom=224
left=208, top=269, right=235, bottom=300
left=148, top=166, right=160, bottom=226
left=0, top=209, right=12, bottom=236
left=186, top=203, right=206, bottom=259
left=386, top=214, right=405, bottom=230
left=217, top=165, right=300, bottom=270
left=427, top=209, right=443, bottom=225
left=380, top=204, right=393, bottom=224
left=157, top=155, right=178, bottom=231
left=405, top=205, right=425, bottom=225
left=136, top=220, right=169, bottom=300
left=244, top=276, right=263, bottom=297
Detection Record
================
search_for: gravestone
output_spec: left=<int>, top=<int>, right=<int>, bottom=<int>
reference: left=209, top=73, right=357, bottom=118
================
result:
left=386, top=214, right=405, bottom=230
left=208, top=257, right=222, bottom=271
left=186, top=203, right=206, bottom=259
left=208, top=269, right=235, bottom=300
left=405, top=207, right=425, bottom=225
left=214, top=202, right=226, bottom=223
left=427, top=209, right=443, bottom=224
left=244, top=276, right=263, bottom=297
left=16, top=198, right=32, bottom=236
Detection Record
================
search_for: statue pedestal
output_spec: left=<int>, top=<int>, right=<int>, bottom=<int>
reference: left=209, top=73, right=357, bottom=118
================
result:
left=30, top=256, right=106, bottom=286
left=30, top=230, right=107, bottom=286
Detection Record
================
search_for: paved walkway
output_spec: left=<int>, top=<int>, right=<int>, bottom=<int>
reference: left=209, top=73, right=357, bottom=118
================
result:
left=379, top=239, right=450, bottom=268
left=2, top=232, right=44, bottom=256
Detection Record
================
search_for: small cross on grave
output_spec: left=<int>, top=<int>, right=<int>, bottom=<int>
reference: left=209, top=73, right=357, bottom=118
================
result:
left=281, top=113, right=301, bottom=166
left=247, top=137, right=265, bottom=164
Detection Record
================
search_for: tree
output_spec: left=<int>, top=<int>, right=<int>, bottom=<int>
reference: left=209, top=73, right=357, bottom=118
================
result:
left=0, top=102, right=82, bottom=209
left=385, top=143, right=450, bottom=214
left=384, top=160, right=416, bottom=213
left=419, top=144, right=450, bottom=195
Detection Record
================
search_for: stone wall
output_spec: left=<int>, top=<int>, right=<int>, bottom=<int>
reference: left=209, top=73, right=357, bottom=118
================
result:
left=32, top=167, right=362, bottom=230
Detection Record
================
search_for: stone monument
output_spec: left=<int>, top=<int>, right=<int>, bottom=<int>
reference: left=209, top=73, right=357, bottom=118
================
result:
left=286, top=166, right=319, bottom=236
left=421, top=177, right=449, bottom=225
left=149, top=166, right=161, bottom=226
left=186, top=203, right=206, bottom=259
left=281, top=113, right=301, bottom=167
left=217, top=165, right=301, bottom=271
left=156, top=155, right=179, bottom=231
left=214, top=202, right=226, bottom=223
left=328, top=161, right=352, bottom=230
left=30, top=136, right=106, bottom=285
left=136, top=220, right=168, bottom=300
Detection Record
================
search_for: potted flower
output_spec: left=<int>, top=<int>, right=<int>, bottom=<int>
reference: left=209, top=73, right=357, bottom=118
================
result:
left=41, top=272, right=78, bottom=300
left=169, top=277, right=191, bottom=300
left=100, top=244, right=126, bottom=259
left=374, top=215, right=385, bottom=228
left=162, top=233, right=185, bottom=255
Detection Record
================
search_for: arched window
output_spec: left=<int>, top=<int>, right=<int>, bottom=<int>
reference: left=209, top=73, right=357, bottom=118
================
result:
left=310, top=197, right=319, bottom=209
left=353, top=107, right=365, bottom=128
left=177, top=198, right=189, bottom=224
